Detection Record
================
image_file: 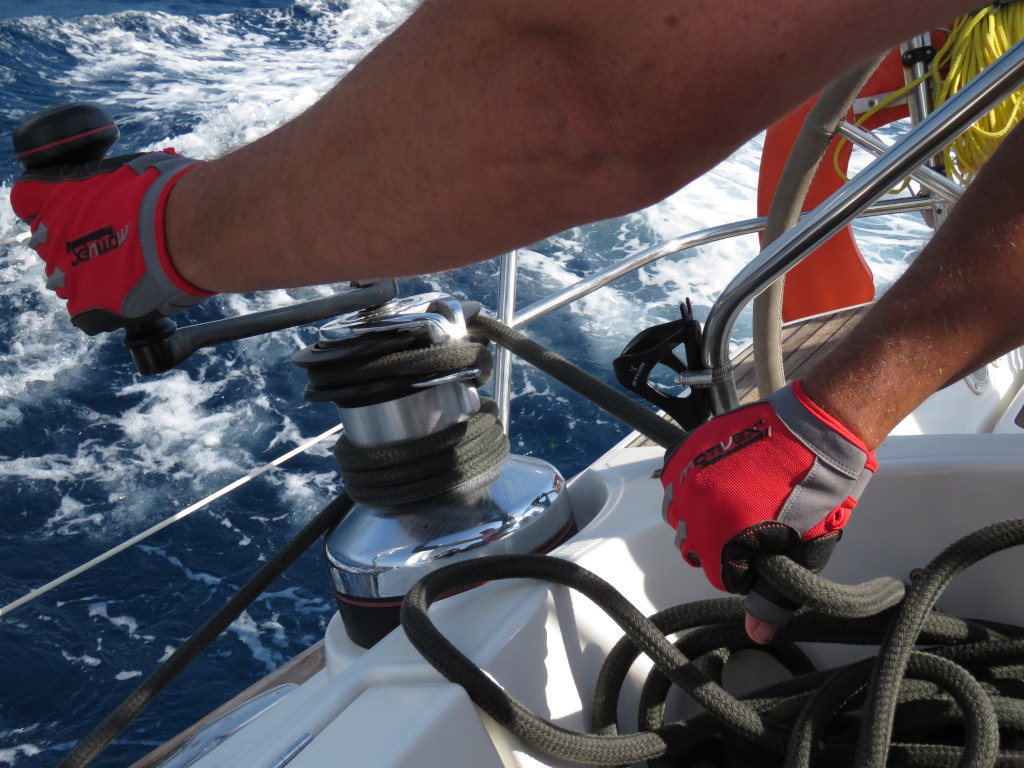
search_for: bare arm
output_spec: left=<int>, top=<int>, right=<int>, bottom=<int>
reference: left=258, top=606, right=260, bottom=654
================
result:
left=804, top=122, right=1024, bottom=449
left=165, top=0, right=981, bottom=293
left=744, top=130, right=1024, bottom=644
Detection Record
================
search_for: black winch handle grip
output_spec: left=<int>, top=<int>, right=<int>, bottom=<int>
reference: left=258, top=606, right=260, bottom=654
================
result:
left=13, top=102, right=120, bottom=170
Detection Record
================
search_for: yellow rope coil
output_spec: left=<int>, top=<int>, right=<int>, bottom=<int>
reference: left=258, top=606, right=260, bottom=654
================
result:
left=933, top=2, right=1024, bottom=183
left=834, top=2, right=1024, bottom=186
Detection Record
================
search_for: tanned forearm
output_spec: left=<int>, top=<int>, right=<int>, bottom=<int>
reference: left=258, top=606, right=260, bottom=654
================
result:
left=803, top=123, right=1024, bottom=449
left=165, top=0, right=983, bottom=294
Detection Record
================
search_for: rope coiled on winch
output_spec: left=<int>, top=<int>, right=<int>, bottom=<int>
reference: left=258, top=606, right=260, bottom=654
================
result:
left=401, top=517, right=1024, bottom=768
left=330, top=316, right=687, bottom=506
left=335, top=398, right=510, bottom=506
left=303, top=338, right=493, bottom=391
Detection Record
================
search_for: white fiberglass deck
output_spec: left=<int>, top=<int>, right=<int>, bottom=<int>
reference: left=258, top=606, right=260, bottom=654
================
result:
left=174, top=423, right=1024, bottom=768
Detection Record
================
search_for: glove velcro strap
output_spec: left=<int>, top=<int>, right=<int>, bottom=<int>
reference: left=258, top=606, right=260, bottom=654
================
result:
left=769, top=381, right=875, bottom=536
left=123, top=154, right=212, bottom=318
left=744, top=583, right=800, bottom=626
left=770, top=381, right=870, bottom=478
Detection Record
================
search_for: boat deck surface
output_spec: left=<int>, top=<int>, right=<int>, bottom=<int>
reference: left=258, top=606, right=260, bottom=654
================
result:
left=129, top=641, right=326, bottom=768
left=628, top=303, right=870, bottom=448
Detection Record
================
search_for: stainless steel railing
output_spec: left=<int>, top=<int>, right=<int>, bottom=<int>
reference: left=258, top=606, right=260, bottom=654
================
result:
left=701, top=36, right=1024, bottom=412
left=490, top=37, right=1024, bottom=424
left=490, top=198, right=938, bottom=418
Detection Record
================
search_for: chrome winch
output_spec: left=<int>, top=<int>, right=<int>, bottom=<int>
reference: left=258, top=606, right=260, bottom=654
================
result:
left=293, top=293, right=575, bottom=647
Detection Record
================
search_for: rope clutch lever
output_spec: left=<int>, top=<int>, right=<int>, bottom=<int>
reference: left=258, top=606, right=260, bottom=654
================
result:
left=612, top=299, right=712, bottom=432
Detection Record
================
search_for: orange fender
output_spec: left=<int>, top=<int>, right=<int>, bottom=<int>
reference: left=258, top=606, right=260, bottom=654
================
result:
left=758, top=48, right=914, bottom=321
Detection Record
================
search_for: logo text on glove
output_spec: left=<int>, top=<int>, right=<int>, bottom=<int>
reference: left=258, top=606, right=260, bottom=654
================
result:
left=680, top=419, right=771, bottom=479
left=67, top=225, right=129, bottom=267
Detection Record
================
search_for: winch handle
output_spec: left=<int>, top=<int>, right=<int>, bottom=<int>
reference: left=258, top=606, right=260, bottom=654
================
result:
left=11, top=102, right=401, bottom=375
left=10, top=102, right=195, bottom=364
left=13, top=102, right=120, bottom=170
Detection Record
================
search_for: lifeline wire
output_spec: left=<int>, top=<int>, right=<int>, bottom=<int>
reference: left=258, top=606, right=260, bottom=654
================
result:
left=0, top=422, right=343, bottom=618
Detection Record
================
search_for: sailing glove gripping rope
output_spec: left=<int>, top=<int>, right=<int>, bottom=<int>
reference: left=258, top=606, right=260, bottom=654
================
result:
left=10, top=151, right=214, bottom=335
left=661, top=380, right=877, bottom=628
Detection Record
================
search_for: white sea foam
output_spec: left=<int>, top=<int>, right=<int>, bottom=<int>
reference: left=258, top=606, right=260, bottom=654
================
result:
left=515, top=248, right=643, bottom=337
left=639, top=139, right=766, bottom=319
left=87, top=601, right=152, bottom=641
left=4, top=451, right=100, bottom=485
left=226, top=609, right=285, bottom=672
left=60, top=650, right=101, bottom=667
left=0, top=743, right=41, bottom=767
left=45, top=0, right=419, bottom=160
left=44, top=496, right=104, bottom=536
left=271, top=469, right=343, bottom=505
left=258, top=585, right=330, bottom=615
left=137, top=544, right=224, bottom=586
left=645, top=139, right=765, bottom=241
left=266, top=415, right=335, bottom=458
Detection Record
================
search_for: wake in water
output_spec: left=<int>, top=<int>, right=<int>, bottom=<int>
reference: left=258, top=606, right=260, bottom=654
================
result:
left=0, top=2, right=931, bottom=766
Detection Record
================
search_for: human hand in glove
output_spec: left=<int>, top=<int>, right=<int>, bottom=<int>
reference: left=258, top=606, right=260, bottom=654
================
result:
left=10, top=151, right=214, bottom=335
left=661, top=380, right=877, bottom=643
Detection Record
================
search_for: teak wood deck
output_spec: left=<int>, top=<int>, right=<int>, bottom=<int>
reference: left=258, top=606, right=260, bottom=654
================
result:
left=629, top=303, right=871, bottom=448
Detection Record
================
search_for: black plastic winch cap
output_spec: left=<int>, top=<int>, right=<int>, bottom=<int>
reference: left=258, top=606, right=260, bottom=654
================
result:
left=13, top=102, right=120, bottom=170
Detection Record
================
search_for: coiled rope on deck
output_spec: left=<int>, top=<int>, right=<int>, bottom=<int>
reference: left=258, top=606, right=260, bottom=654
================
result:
left=402, top=517, right=1024, bottom=768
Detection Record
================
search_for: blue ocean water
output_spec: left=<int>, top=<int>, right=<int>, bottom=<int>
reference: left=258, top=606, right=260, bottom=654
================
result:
left=0, top=2, right=932, bottom=766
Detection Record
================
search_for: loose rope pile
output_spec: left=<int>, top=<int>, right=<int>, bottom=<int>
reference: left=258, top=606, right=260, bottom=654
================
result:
left=402, top=518, right=1024, bottom=768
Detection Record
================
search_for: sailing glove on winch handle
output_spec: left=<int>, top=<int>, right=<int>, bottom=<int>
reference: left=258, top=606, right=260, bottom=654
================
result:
left=661, top=379, right=878, bottom=630
left=10, top=151, right=214, bottom=335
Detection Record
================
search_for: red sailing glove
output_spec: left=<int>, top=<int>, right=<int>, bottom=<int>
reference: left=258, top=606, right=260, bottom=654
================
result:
left=661, top=380, right=877, bottom=627
left=10, top=151, right=214, bottom=335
